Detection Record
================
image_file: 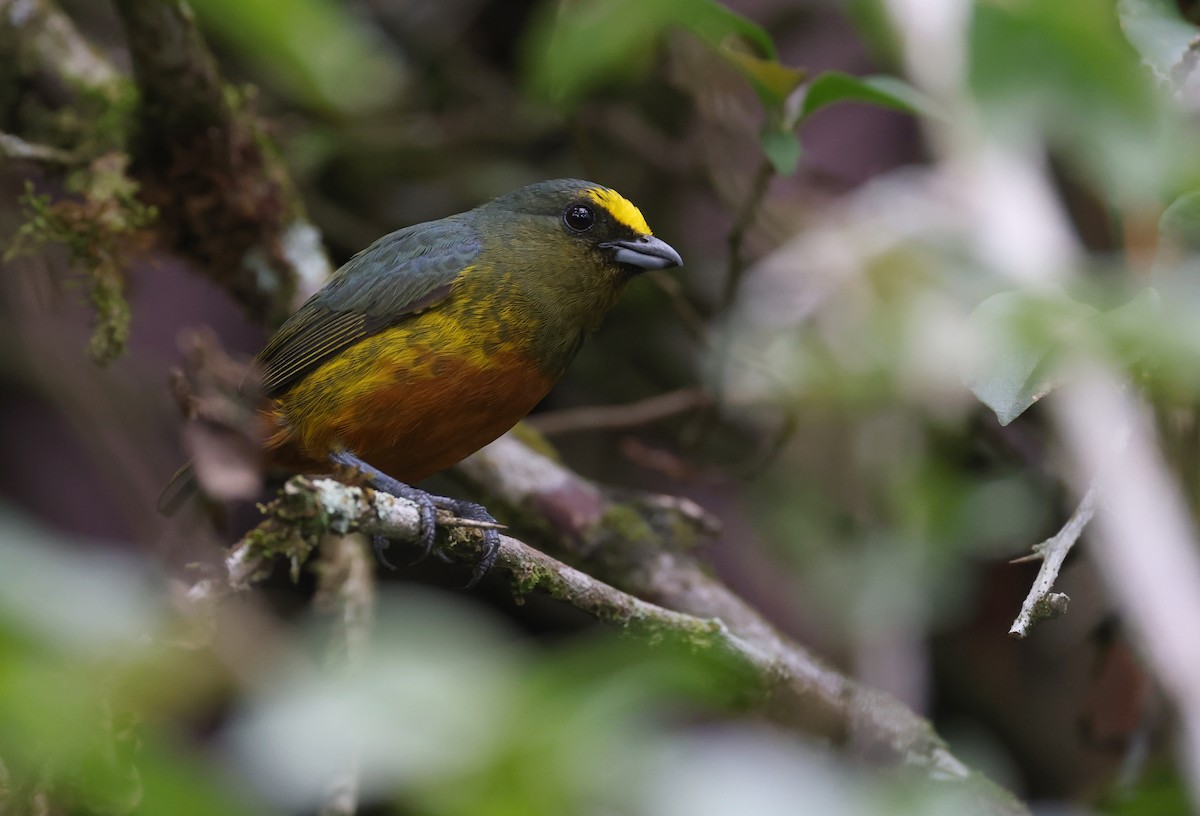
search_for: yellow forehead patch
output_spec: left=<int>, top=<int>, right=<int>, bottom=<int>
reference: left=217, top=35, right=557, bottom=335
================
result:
left=586, top=187, right=652, bottom=235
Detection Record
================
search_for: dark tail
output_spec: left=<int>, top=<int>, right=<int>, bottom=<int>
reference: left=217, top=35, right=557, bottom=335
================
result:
left=157, top=462, right=197, bottom=516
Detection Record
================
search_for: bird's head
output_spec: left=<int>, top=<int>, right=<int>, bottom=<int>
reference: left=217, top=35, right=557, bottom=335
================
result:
left=468, top=179, right=681, bottom=370
left=479, top=178, right=682, bottom=278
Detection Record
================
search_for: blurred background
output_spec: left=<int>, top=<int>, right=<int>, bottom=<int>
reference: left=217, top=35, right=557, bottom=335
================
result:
left=2, top=0, right=1199, bottom=813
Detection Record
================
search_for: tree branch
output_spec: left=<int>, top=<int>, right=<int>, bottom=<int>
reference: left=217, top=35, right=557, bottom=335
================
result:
left=1008, top=480, right=1097, bottom=638
left=218, top=470, right=1027, bottom=815
left=451, top=434, right=1027, bottom=812
left=111, top=0, right=331, bottom=321
left=0, top=0, right=121, bottom=94
left=0, top=132, right=77, bottom=164
left=1054, top=374, right=1200, bottom=804
left=527, top=387, right=712, bottom=436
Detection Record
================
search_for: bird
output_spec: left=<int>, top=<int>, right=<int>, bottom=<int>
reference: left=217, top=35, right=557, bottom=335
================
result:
left=160, top=178, right=682, bottom=583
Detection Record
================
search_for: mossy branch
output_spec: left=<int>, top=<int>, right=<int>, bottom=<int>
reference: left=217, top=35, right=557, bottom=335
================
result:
left=3, top=0, right=331, bottom=344
left=453, top=434, right=1030, bottom=803
left=225, top=476, right=800, bottom=690
left=7, top=162, right=154, bottom=364
left=112, top=0, right=332, bottom=323
left=217, top=470, right=1029, bottom=816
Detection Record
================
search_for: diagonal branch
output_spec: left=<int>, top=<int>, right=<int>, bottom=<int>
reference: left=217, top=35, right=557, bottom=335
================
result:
left=457, top=435, right=1029, bottom=811
left=0, top=0, right=121, bottom=94
left=1008, top=480, right=1098, bottom=638
left=219, top=471, right=1029, bottom=815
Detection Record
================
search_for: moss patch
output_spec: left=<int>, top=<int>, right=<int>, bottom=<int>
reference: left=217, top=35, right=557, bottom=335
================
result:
left=6, top=153, right=156, bottom=365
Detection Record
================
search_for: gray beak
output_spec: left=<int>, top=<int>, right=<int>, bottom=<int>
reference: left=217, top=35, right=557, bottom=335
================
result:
left=600, top=235, right=683, bottom=271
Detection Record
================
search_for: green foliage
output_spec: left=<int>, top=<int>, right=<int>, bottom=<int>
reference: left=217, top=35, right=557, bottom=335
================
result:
left=0, top=509, right=261, bottom=815
left=185, top=0, right=408, bottom=115
left=800, top=72, right=939, bottom=121
left=1159, top=190, right=1200, bottom=253
left=522, top=0, right=775, bottom=106
left=523, top=0, right=926, bottom=176
left=970, top=0, right=1198, bottom=200
left=964, top=288, right=1100, bottom=426
left=1099, top=763, right=1193, bottom=815
left=964, top=283, right=1200, bottom=426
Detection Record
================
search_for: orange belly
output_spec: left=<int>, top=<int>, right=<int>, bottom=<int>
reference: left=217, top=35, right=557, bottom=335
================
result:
left=264, top=349, right=556, bottom=483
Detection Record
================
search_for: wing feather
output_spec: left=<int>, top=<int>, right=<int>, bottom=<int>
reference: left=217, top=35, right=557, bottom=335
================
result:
left=257, top=218, right=480, bottom=398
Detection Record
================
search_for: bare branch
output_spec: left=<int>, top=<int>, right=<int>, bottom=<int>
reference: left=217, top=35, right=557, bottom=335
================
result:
left=452, top=435, right=1028, bottom=813
left=528, top=387, right=712, bottom=436
left=1054, top=374, right=1200, bottom=804
left=0, top=0, right=121, bottom=93
left=0, top=132, right=76, bottom=164
left=1008, top=481, right=1097, bottom=638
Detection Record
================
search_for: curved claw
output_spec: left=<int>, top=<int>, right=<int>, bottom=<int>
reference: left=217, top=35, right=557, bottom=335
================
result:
left=467, top=528, right=501, bottom=589
left=411, top=498, right=437, bottom=563
left=439, top=498, right=501, bottom=589
left=371, top=535, right=399, bottom=571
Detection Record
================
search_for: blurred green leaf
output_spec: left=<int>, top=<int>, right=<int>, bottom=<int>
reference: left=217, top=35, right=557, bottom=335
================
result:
left=971, top=0, right=1153, bottom=121
left=970, top=0, right=1197, bottom=200
left=524, top=0, right=776, bottom=105
left=964, top=289, right=1099, bottom=425
left=0, top=509, right=163, bottom=657
left=228, top=591, right=744, bottom=815
left=1159, top=190, right=1200, bottom=253
left=187, top=0, right=407, bottom=114
left=720, top=46, right=805, bottom=109
left=800, top=72, right=937, bottom=120
left=1098, top=762, right=1192, bottom=815
left=227, top=592, right=521, bottom=808
left=759, top=128, right=801, bottom=175
left=685, top=0, right=776, bottom=57
left=1117, top=0, right=1198, bottom=78
left=1092, top=287, right=1162, bottom=370
left=965, top=287, right=1171, bottom=425
left=0, top=507, right=265, bottom=816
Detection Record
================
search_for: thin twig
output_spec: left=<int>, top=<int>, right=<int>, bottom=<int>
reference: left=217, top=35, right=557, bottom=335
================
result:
left=1008, top=481, right=1098, bottom=638
left=648, top=270, right=710, bottom=344
left=1055, top=376, right=1200, bottom=804
left=0, top=0, right=121, bottom=93
left=528, top=387, right=712, bottom=436
left=721, top=159, right=774, bottom=314
left=0, top=133, right=77, bottom=164
left=704, top=159, right=774, bottom=424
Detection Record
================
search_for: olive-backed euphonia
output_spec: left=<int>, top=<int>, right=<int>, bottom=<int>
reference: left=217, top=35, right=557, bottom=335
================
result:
left=161, top=179, right=682, bottom=578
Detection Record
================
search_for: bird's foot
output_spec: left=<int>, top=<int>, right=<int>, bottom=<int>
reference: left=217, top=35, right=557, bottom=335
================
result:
left=429, top=495, right=501, bottom=587
left=330, top=451, right=501, bottom=587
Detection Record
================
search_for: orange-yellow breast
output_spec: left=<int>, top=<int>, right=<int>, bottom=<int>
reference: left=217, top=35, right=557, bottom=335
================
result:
left=262, top=285, right=558, bottom=482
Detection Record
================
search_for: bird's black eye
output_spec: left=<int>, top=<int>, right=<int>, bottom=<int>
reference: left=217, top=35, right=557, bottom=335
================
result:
left=564, top=204, right=595, bottom=232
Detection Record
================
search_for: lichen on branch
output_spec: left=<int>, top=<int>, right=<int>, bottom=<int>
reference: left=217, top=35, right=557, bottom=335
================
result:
left=6, top=155, right=156, bottom=365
